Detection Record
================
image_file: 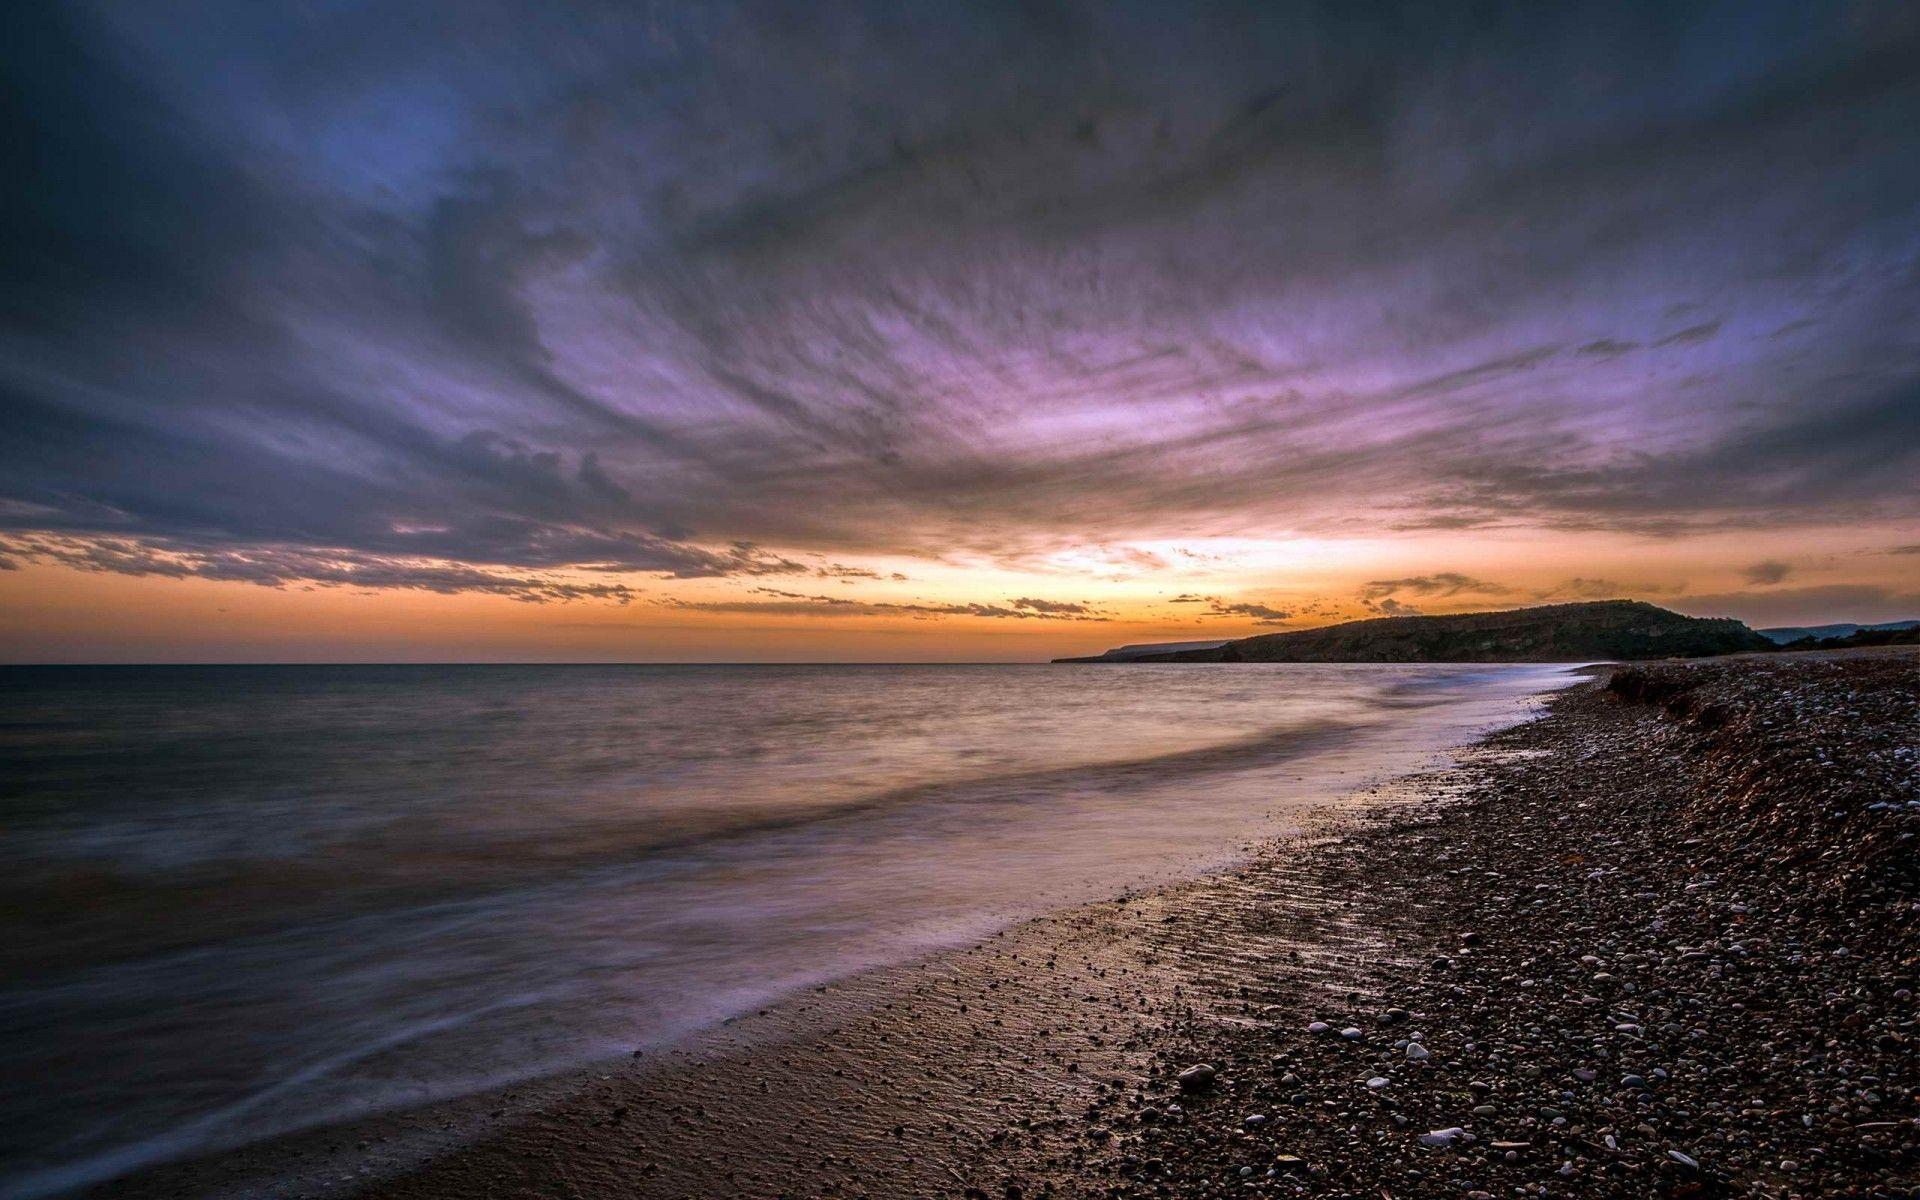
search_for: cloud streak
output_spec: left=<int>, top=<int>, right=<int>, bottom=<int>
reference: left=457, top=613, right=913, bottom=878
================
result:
left=664, top=591, right=1111, bottom=622
left=0, top=535, right=640, bottom=604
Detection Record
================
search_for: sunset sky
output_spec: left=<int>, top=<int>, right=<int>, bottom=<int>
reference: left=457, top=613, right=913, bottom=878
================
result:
left=3, top=1, right=1917, bottom=662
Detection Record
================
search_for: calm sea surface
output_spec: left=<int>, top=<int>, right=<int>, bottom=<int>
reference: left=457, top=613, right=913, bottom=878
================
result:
left=0, top=663, right=1573, bottom=1197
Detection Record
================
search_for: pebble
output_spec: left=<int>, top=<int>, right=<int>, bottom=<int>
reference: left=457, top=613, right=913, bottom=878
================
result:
left=1176, top=1063, right=1216, bottom=1092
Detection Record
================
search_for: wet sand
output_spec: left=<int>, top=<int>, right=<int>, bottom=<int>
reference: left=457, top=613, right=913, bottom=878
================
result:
left=88, top=649, right=1918, bottom=1199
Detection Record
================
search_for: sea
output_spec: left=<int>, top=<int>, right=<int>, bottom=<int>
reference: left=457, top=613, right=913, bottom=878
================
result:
left=0, top=662, right=1575, bottom=1198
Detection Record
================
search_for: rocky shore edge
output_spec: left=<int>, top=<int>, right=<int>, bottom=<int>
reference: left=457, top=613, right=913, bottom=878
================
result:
left=1107, top=648, right=1919, bottom=1199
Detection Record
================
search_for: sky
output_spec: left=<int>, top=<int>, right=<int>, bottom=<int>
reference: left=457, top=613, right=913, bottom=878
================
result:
left=2, top=0, right=1917, bottom=662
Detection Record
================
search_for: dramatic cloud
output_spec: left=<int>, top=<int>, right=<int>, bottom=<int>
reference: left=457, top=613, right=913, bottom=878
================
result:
left=3, top=1, right=1919, bottom=609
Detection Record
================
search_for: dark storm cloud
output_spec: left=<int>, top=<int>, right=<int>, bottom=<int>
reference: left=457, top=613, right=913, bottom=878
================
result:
left=5, top=1, right=1920, bottom=595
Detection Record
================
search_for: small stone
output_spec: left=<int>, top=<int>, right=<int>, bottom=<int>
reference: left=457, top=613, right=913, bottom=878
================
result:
left=1339, top=1026, right=1364, bottom=1040
left=1405, top=1042, right=1431, bottom=1061
left=1177, top=1063, right=1216, bottom=1092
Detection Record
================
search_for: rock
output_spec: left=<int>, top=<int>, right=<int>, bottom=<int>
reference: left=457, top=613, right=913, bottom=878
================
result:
left=1339, top=1026, right=1364, bottom=1040
left=1306, top=1021, right=1329, bottom=1034
left=1419, top=1127, right=1467, bottom=1147
left=1366, top=1076, right=1389, bottom=1089
left=1176, top=1063, right=1216, bottom=1092
left=1404, top=1042, right=1430, bottom=1060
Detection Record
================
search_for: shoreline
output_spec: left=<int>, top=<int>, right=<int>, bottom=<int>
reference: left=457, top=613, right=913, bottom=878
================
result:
left=78, top=649, right=1918, bottom=1198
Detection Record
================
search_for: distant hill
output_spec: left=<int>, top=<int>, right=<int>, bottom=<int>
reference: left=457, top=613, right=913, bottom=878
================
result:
left=1757, top=619, right=1920, bottom=645
left=1075, top=640, right=1231, bottom=662
left=1054, top=600, right=1773, bottom=663
left=1768, top=623, right=1920, bottom=652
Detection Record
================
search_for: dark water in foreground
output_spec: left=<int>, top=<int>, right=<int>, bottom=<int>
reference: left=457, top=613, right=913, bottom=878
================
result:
left=0, top=663, right=1573, bottom=1197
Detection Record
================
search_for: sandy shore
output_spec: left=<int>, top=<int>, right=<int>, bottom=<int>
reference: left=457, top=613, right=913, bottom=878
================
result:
left=91, top=649, right=1918, bottom=1200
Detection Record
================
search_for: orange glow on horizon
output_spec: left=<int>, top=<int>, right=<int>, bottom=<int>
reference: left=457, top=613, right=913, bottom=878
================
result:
left=4, top=520, right=1914, bottom=662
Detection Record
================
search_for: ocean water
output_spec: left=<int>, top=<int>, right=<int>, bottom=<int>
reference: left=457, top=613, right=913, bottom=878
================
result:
left=0, top=662, right=1572, bottom=1197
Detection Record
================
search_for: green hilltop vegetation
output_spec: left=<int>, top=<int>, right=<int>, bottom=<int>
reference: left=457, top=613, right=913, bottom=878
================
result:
left=1054, top=600, right=1775, bottom=663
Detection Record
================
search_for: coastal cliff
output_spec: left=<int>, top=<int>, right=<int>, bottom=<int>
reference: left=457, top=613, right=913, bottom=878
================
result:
left=1056, top=600, right=1773, bottom=663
